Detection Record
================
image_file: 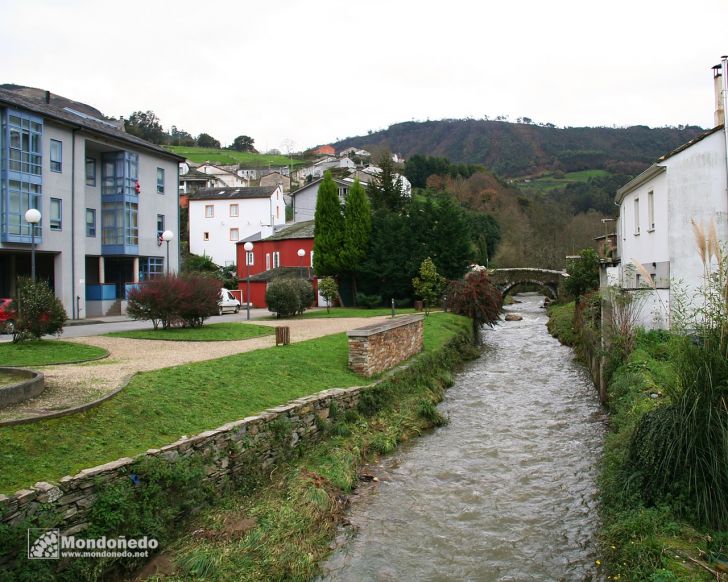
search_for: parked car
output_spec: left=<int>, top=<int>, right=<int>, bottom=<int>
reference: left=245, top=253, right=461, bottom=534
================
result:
left=0, top=298, right=16, bottom=334
left=218, top=288, right=241, bottom=315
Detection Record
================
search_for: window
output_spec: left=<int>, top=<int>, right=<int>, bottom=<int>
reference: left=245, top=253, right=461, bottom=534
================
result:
left=205, top=205, right=214, bottom=218
left=276, top=206, right=280, bottom=219
left=203, top=232, right=210, bottom=241
left=157, top=214, right=165, bottom=241
left=50, top=198, right=62, bottom=231
left=141, top=257, right=164, bottom=280
left=273, top=251, right=280, bottom=268
left=266, top=253, right=271, bottom=270
left=86, top=158, right=96, bottom=186
left=4, top=180, right=41, bottom=239
left=7, top=111, right=42, bottom=176
left=633, top=198, right=640, bottom=235
left=647, top=191, right=655, bottom=231
left=310, top=250, right=314, bottom=268
left=156, top=168, right=165, bottom=193
left=246, top=251, right=254, bottom=266
left=102, top=151, right=138, bottom=197
left=86, top=208, right=96, bottom=237
left=230, top=228, right=239, bottom=241
left=229, top=204, right=239, bottom=217
left=50, top=140, right=62, bottom=172
left=101, top=201, right=137, bottom=245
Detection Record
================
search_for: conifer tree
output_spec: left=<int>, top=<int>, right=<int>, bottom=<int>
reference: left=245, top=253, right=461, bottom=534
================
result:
left=342, top=179, right=372, bottom=300
left=313, top=171, right=344, bottom=276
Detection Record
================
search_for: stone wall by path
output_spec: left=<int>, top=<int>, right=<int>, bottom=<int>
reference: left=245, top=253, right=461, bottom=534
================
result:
left=0, top=384, right=366, bottom=556
left=347, top=314, right=424, bottom=377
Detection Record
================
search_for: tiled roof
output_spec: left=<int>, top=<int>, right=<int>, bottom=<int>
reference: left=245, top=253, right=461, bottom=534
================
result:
left=248, top=267, right=312, bottom=282
left=0, top=87, right=184, bottom=161
left=188, top=186, right=278, bottom=201
left=265, top=220, right=314, bottom=241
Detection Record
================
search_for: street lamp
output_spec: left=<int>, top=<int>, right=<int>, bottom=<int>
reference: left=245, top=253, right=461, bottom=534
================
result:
left=25, top=208, right=41, bottom=282
left=297, top=248, right=306, bottom=279
left=244, top=241, right=254, bottom=320
left=161, top=230, right=174, bottom=274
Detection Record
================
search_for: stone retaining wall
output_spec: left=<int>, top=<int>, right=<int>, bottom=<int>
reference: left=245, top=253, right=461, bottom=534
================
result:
left=347, top=314, right=425, bottom=377
left=0, top=384, right=366, bottom=549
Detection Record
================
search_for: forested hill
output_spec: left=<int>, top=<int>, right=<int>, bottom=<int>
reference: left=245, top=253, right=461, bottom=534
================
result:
left=334, top=120, right=705, bottom=177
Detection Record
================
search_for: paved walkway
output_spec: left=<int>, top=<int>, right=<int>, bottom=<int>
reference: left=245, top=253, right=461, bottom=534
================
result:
left=1, top=317, right=388, bottom=422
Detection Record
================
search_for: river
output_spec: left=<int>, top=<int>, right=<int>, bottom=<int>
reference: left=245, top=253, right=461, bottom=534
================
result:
left=320, top=293, right=606, bottom=582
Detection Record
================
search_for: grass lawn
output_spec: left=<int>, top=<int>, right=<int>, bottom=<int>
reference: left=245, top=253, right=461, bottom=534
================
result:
left=0, top=340, right=108, bottom=367
left=165, top=146, right=306, bottom=168
left=275, top=307, right=419, bottom=320
left=105, top=323, right=274, bottom=342
left=0, top=313, right=469, bottom=493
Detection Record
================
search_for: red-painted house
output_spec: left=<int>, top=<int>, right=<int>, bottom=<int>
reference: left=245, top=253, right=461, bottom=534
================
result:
left=236, top=221, right=316, bottom=308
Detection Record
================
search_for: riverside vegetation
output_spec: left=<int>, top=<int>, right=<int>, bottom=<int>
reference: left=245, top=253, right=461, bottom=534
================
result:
left=0, top=313, right=474, bottom=580
left=549, top=244, right=728, bottom=581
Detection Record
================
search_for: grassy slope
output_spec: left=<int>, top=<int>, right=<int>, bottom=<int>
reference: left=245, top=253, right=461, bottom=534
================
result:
left=166, top=146, right=305, bottom=168
left=547, top=304, right=717, bottom=581
left=0, top=313, right=468, bottom=493
left=106, top=323, right=274, bottom=342
left=155, top=313, right=475, bottom=581
left=0, top=340, right=108, bottom=367
left=515, top=169, right=611, bottom=194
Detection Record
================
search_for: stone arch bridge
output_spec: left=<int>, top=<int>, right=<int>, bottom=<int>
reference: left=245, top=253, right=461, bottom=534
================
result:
left=488, top=268, right=568, bottom=299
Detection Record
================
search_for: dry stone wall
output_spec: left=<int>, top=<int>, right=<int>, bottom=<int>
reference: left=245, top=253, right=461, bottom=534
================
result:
left=347, top=314, right=425, bottom=377
left=0, top=385, right=365, bottom=551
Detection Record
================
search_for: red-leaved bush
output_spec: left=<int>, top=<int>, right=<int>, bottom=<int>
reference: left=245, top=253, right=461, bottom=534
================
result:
left=446, top=269, right=503, bottom=342
left=127, top=274, right=219, bottom=329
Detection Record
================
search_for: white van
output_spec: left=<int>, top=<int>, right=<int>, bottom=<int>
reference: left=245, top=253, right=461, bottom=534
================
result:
left=218, top=288, right=241, bottom=315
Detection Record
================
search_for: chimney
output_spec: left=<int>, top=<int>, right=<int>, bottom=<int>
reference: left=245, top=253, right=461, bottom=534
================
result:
left=714, top=58, right=728, bottom=127
left=44, top=90, right=50, bottom=104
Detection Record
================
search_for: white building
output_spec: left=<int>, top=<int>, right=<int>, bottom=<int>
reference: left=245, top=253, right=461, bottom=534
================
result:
left=194, top=163, right=248, bottom=188
left=0, top=85, right=183, bottom=319
left=188, top=185, right=285, bottom=266
left=613, top=59, right=728, bottom=328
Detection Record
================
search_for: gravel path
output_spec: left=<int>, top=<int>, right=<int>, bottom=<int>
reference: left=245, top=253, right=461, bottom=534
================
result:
left=1, top=317, right=388, bottom=422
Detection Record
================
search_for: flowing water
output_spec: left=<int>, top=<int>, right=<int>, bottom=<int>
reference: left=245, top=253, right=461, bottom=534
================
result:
left=320, top=294, right=606, bottom=582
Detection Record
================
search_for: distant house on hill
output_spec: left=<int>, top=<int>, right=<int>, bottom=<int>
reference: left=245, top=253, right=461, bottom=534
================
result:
left=236, top=220, right=316, bottom=308
left=339, top=147, right=371, bottom=159
left=259, top=171, right=291, bottom=193
left=609, top=58, right=728, bottom=329
left=188, top=185, right=285, bottom=266
left=346, top=167, right=413, bottom=198
left=310, top=144, right=335, bottom=156
left=194, top=163, right=248, bottom=188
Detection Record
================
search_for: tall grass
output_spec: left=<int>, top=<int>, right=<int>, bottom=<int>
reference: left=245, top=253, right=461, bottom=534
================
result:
left=626, top=221, right=728, bottom=528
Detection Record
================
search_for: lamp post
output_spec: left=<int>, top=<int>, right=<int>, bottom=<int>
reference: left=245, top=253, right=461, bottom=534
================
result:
left=25, top=208, right=41, bottom=282
left=244, top=241, right=254, bottom=320
left=161, top=230, right=174, bottom=274
left=297, top=248, right=306, bottom=279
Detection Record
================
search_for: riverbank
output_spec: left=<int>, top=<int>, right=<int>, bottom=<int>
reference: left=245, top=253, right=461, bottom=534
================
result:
left=548, top=302, right=724, bottom=581
left=134, top=313, right=476, bottom=581
left=1, top=313, right=474, bottom=580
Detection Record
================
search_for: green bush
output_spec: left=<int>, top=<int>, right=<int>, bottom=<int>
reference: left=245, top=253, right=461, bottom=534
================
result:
left=11, top=277, right=67, bottom=343
left=266, top=279, right=313, bottom=318
left=356, top=293, right=381, bottom=308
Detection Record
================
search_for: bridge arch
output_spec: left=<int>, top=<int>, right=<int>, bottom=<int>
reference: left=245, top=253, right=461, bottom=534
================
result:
left=488, top=268, right=568, bottom=300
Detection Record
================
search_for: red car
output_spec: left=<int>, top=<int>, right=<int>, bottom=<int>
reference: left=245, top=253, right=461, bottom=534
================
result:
left=0, top=298, right=16, bottom=334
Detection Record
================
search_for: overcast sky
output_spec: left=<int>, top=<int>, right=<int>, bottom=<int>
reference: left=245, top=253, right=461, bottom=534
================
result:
left=3, top=0, right=727, bottom=152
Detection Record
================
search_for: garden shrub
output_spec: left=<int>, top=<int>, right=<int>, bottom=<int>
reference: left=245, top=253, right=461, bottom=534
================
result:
left=11, top=277, right=67, bottom=343
left=356, top=293, right=381, bottom=308
left=266, top=279, right=313, bottom=318
left=127, top=274, right=218, bottom=329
